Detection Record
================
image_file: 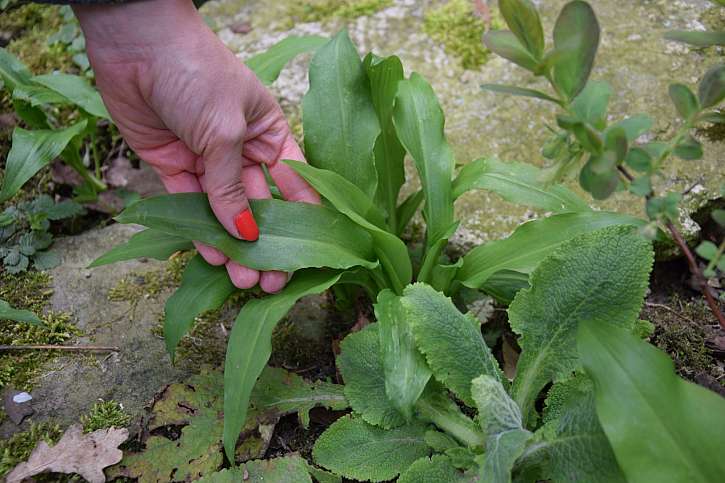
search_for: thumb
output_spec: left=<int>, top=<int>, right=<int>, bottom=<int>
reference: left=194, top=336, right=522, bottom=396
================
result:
left=202, top=139, right=259, bottom=242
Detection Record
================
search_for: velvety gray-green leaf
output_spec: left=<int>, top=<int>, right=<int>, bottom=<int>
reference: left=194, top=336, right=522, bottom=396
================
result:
left=32, top=73, right=110, bottom=119
left=452, top=158, right=589, bottom=212
left=338, top=323, right=406, bottom=429
left=510, top=226, right=653, bottom=426
left=245, top=35, right=327, bottom=85
left=115, top=193, right=377, bottom=272
left=480, top=84, right=561, bottom=105
left=0, top=299, right=43, bottom=325
left=552, top=1, right=600, bottom=99
left=404, top=284, right=502, bottom=406
left=302, top=30, right=380, bottom=197
left=164, top=254, right=235, bottom=359
left=376, top=289, right=431, bottom=420
left=457, top=211, right=643, bottom=289
left=89, top=229, right=192, bottom=267
left=579, top=321, right=725, bottom=483
left=398, top=455, right=465, bottom=483
left=313, top=414, right=429, bottom=482
left=499, top=0, right=545, bottom=59
left=223, top=270, right=342, bottom=460
left=198, top=455, right=312, bottom=483
left=0, top=122, right=87, bottom=203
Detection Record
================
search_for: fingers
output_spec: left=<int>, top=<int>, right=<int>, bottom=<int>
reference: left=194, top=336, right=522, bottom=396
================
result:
left=226, top=262, right=260, bottom=289
left=260, top=271, right=288, bottom=293
left=268, top=133, right=320, bottom=204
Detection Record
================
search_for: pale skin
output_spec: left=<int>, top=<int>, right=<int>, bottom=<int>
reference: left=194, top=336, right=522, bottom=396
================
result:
left=73, top=0, right=320, bottom=293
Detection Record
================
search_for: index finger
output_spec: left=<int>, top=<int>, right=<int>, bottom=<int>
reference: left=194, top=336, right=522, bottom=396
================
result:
left=267, top=133, right=320, bottom=205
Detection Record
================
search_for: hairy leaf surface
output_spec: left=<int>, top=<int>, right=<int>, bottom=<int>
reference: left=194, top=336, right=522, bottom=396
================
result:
left=404, top=284, right=502, bottom=406
left=579, top=321, right=725, bottom=482
left=223, top=270, right=342, bottom=460
left=245, top=35, right=327, bottom=85
left=313, top=414, right=429, bottom=482
left=197, top=455, right=312, bottom=482
left=302, top=31, right=380, bottom=197
left=398, top=455, right=465, bottom=483
left=115, top=194, right=377, bottom=272
left=457, top=211, right=642, bottom=289
left=89, top=229, right=192, bottom=267
left=452, top=158, right=589, bottom=212
left=509, top=226, right=653, bottom=425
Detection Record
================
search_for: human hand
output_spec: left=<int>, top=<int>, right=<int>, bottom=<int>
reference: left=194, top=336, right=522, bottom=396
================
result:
left=74, top=0, right=319, bottom=293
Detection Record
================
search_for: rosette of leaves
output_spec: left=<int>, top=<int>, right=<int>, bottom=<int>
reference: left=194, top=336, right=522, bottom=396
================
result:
left=0, top=195, right=82, bottom=273
left=92, top=30, right=647, bottom=461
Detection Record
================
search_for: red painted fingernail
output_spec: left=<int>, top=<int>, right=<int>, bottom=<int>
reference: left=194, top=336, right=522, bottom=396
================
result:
left=234, top=209, right=259, bottom=241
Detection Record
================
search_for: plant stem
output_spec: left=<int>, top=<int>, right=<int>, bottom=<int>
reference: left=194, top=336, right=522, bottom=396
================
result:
left=415, top=392, right=485, bottom=448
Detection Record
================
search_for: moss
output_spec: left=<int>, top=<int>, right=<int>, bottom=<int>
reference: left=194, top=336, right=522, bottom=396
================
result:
left=700, top=5, right=725, bottom=33
left=0, top=421, right=63, bottom=477
left=423, top=0, right=503, bottom=70
left=80, top=400, right=131, bottom=433
left=286, top=0, right=392, bottom=24
left=0, top=271, right=79, bottom=390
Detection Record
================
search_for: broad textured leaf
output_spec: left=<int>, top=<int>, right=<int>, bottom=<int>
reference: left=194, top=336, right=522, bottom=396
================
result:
left=698, top=64, right=725, bottom=108
left=223, top=270, right=342, bottom=460
left=0, top=122, right=87, bottom=203
left=32, top=250, right=61, bottom=271
left=338, top=323, right=406, bottom=429
left=164, top=254, right=235, bottom=359
left=552, top=1, right=600, bottom=99
left=398, top=455, right=465, bottom=483
left=570, top=81, right=611, bottom=130
left=483, top=31, right=539, bottom=72
left=415, top=383, right=484, bottom=448
left=472, top=376, right=532, bottom=483
left=376, top=289, right=431, bottom=420
left=457, top=211, right=643, bottom=289
left=499, top=0, right=545, bottom=59
left=364, top=53, right=406, bottom=229
left=0, top=298, right=43, bottom=325
left=480, top=84, right=561, bottom=105
left=452, top=158, right=589, bottom=213
left=32, top=73, right=110, bottom=119
left=664, top=30, right=725, bottom=47
left=313, top=414, right=429, bottom=482
left=89, top=229, right=192, bottom=267
left=198, top=455, right=312, bottom=483
left=284, top=160, right=411, bottom=289
left=302, top=31, right=380, bottom=197
left=251, top=366, right=347, bottom=428
left=579, top=322, right=725, bottom=483
left=509, top=226, right=653, bottom=425
left=245, top=35, right=327, bottom=85
left=669, top=83, right=700, bottom=120
left=115, top=193, right=377, bottom=272
left=403, top=283, right=502, bottom=406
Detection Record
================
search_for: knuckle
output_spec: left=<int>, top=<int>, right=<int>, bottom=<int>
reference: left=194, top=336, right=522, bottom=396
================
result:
left=210, top=179, right=246, bottom=204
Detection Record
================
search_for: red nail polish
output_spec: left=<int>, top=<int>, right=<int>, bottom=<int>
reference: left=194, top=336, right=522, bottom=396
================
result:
left=234, top=209, right=259, bottom=241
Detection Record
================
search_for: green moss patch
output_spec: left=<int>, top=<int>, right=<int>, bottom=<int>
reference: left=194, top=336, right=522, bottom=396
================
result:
left=80, top=400, right=131, bottom=433
left=287, top=0, right=392, bottom=24
left=0, top=421, right=63, bottom=476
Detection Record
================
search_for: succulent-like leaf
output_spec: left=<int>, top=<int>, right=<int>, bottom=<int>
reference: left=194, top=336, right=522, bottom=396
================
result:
left=499, top=0, right=545, bottom=59
left=509, top=226, right=653, bottom=426
left=668, top=83, right=700, bottom=120
left=698, top=64, right=725, bottom=108
left=245, top=35, right=327, bottom=85
left=302, top=31, right=380, bottom=197
left=223, top=270, right=342, bottom=460
left=115, top=193, right=378, bottom=272
left=89, top=229, right=192, bottom=267
left=313, top=414, right=429, bottom=482
left=452, top=158, right=589, bottom=213
left=483, top=31, right=539, bottom=72
left=579, top=321, right=725, bottom=482
left=570, top=81, right=611, bottom=130
left=552, top=1, right=600, bottom=99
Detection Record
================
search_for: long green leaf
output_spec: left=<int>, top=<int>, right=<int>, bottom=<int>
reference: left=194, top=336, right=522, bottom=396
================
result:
left=32, top=73, right=110, bottom=119
left=223, top=270, right=342, bottom=460
left=0, top=299, right=43, bottom=325
left=89, top=229, right=193, bottom=267
left=0, top=47, right=31, bottom=90
left=452, top=158, right=589, bottom=212
left=393, top=72, right=454, bottom=247
left=245, top=35, right=328, bottom=85
left=376, top=289, right=431, bottom=420
left=509, top=226, right=653, bottom=426
left=457, top=211, right=643, bottom=289
left=12, top=83, right=67, bottom=106
left=579, top=321, right=725, bottom=482
left=115, top=193, right=378, bottom=272
left=499, top=0, right=545, bottom=59
left=552, top=1, right=600, bottom=99
left=284, top=160, right=411, bottom=291
left=0, top=122, right=87, bottom=203
left=396, top=190, right=424, bottom=236
left=480, top=84, right=562, bottom=105
left=164, top=254, right=235, bottom=360
left=302, top=31, right=380, bottom=197
left=664, top=30, right=725, bottom=47
left=404, top=283, right=502, bottom=406
left=364, top=53, right=406, bottom=229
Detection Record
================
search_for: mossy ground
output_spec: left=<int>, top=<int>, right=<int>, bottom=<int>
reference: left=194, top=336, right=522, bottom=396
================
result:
left=282, top=0, right=391, bottom=27
left=0, top=421, right=62, bottom=476
left=81, top=400, right=131, bottom=433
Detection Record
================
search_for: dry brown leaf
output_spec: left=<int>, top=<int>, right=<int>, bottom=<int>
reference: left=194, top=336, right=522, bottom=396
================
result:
left=6, top=424, right=128, bottom=483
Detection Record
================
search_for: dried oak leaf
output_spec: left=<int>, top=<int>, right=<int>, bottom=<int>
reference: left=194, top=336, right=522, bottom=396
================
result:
left=6, top=424, right=128, bottom=483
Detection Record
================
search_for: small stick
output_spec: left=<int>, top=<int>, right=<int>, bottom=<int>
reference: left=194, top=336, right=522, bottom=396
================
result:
left=0, top=345, right=120, bottom=352
left=645, top=302, right=696, bottom=325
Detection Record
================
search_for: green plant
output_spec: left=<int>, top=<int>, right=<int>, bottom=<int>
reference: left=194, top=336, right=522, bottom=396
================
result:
left=0, top=47, right=109, bottom=203
left=80, top=400, right=131, bottom=433
left=0, top=422, right=62, bottom=476
left=47, top=6, right=90, bottom=75
left=481, top=0, right=725, bottom=329
left=0, top=194, right=83, bottom=272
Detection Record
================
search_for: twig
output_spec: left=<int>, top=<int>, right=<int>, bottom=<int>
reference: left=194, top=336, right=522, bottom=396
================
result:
left=645, top=302, right=696, bottom=325
left=0, top=345, right=120, bottom=352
